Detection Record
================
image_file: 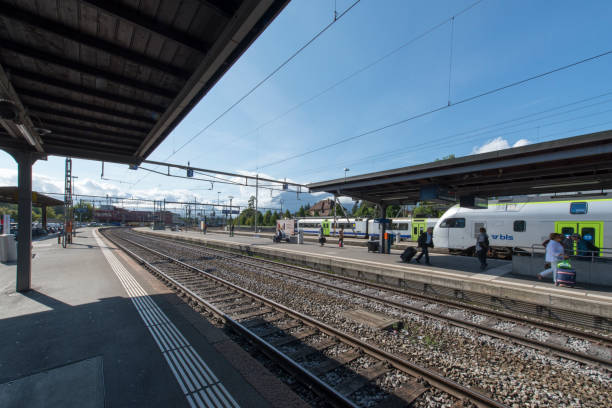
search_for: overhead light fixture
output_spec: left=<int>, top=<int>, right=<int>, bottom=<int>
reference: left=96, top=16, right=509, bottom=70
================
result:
left=15, top=123, right=37, bottom=146
left=531, top=180, right=600, bottom=189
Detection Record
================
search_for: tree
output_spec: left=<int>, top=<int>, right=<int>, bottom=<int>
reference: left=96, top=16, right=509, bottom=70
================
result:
left=248, top=195, right=256, bottom=210
left=353, top=201, right=376, bottom=218
left=386, top=205, right=401, bottom=218
left=284, top=209, right=291, bottom=219
left=74, top=202, right=94, bottom=221
left=297, top=205, right=306, bottom=218
left=263, top=210, right=272, bottom=225
left=435, top=154, right=455, bottom=161
left=270, top=211, right=279, bottom=226
left=351, top=200, right=359, bottom=216
left=313, top=210, right=320, bottom=216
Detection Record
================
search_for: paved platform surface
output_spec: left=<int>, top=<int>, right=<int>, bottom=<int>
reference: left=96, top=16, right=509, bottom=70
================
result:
left=0, top=227, right=306, bottom=408
left=137, top=228, right=612, bottom=318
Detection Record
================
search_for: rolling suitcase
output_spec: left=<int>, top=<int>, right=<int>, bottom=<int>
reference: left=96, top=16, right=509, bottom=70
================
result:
left=401, top=247, right=417, bottom=262
left=556, top=260, right=576, bottom=287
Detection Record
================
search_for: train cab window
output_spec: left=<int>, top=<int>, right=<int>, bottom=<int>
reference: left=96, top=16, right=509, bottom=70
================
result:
left=513, top=220, right=526, bottom=232
left=440, top=218, right=465, bottom=228
left=570, top=202, right=588, bottom=214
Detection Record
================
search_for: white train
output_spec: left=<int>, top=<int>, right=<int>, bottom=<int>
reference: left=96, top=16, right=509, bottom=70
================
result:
left=433, top=196, right=612, bottom=258
left=296, top=217, right=438, bottom=241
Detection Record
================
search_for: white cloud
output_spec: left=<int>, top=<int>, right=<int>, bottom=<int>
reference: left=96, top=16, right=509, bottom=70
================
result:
left=512, top=138, right=529, bottom=148
left=472, top=137, right=530, bottom=154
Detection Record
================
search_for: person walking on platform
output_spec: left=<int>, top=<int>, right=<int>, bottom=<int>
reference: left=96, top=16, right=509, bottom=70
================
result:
left=475, top=227, right=489, bottom=270
left=230, top=223, right=235, bottom=237
left=415, top=227, right=434, bottom=265
left=318, top=225, right=326, bottom=246
left=561, top=233, right=575, bottom=257
left=538, top=233, right=565, bottom=284
left=339, top=226, right=344, bottom=248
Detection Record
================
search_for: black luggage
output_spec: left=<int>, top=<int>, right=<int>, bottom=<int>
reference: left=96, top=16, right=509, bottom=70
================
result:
left=400, top=247, right=417, bottom=262
left=367, top=240, right=379, bottom=252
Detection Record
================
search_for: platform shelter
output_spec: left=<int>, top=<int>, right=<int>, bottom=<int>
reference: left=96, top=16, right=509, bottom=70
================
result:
left=0, top=0, right=290, bottom=291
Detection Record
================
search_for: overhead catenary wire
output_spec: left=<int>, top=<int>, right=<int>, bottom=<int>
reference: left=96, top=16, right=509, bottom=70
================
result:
left=138, top=166, right=302, bottom=194
left=168, top=0, right=362, bottom=161
left=222, top=0, right=484, bottom=151
left=293, top=93, right=612, bottom=178
left=256, top=48, right=612, bottom=170
left=129, top=0, right=362, bottom=187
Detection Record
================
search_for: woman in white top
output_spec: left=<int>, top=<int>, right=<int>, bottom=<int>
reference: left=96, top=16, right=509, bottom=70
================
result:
left=538, top=233, right=565, bottom=284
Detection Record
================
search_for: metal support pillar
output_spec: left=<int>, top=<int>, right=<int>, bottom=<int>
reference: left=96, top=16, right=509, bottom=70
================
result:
left=379, top=204, right=388, bottom=254
left=42, top=204, right=47, bottom=231
left=15, top=152, right=35, bottom=292
left=254, top=174, right=259, bottom=233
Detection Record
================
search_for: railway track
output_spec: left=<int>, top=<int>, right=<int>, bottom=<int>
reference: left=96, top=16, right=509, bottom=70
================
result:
left=103, top=228, right=510, bottom=408
left=125, top=229, right=612, bottom=370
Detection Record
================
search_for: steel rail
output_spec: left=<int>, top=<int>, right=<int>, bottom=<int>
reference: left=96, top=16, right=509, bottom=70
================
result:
left=136, top=231, right=611, bottom=345
left=105, top=228, right=509, bottom=408
left=102, top=229, right=358, bottom=408
left=156, top=238, right=611, bottom=369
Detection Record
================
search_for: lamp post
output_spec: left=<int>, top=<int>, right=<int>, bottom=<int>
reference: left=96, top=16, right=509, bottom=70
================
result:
left=217, top=191, right=221, bottom=225
left=228, top=195, right=233, bottom=235
left=344, top=168, right=349, bottom=183
left=71, top=176, right=79, bottom=231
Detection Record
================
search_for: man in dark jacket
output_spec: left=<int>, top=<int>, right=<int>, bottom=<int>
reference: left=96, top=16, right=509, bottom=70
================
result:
left=415, top=227, right=434, bottom=265
left=475, top=227, right=489, bottom=270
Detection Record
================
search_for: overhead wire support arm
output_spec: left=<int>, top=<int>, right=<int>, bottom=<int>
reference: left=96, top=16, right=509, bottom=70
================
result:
left=142, top=159, right=309, bottom=189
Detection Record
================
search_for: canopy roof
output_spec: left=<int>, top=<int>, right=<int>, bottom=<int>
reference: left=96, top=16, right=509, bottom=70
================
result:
left=0, top=0, right=289, bottom=164
left=308, top=129, right=612, bottom=205
left=0, top=186, right=63, bottom=207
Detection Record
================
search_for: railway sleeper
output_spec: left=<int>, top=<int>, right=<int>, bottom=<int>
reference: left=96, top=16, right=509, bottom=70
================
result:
left=224, top=303, right=261, bottom=315
left=376, top=379, right=430, bottom=408
left=335, top=361, right=390, bottom=397
left=209, top=294, right=246, bottom=304
left=266, top=328, right=318, bottom=347
left=232, top=308, right=275, bottom=321
left=307, top=350, right=361, bottom=376
left=240, top=313, right=285, bottom=327
left=286, top=338, right=339, bottom=360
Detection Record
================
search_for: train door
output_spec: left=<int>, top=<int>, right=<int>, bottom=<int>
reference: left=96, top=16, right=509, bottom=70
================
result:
left=578, top=222, right=603, bottom=251
left=555, top=221, right=604, bottom=254
left=322, top=219, right=331, bottom=236
left=412, top=220, right=426, bottom=241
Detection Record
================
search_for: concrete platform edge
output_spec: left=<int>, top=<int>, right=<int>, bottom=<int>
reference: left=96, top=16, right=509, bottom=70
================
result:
left=136, top=229, right=612, bottom=319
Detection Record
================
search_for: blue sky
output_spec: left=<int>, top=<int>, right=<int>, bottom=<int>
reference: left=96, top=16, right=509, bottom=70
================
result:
left=2, top=0, right=612, bottom=213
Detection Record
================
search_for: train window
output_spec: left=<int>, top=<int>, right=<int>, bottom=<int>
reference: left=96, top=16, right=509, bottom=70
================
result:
left=570, top=202, right=588, bottom=214
left=440, top=218, right=465, bottom=228
left=581, top=227, right=595, bottom=243
left=513, top=220, right=526, bottom=232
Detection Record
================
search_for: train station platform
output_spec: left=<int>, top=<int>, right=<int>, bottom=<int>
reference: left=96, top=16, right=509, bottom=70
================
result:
left=0, top=228, right=306, bottom=408
left=135, top=228, right=612, bottom=322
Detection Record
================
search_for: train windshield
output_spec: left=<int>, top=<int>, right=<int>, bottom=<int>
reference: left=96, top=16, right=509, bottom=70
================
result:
left=440, top=218, right=465, bottom=228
